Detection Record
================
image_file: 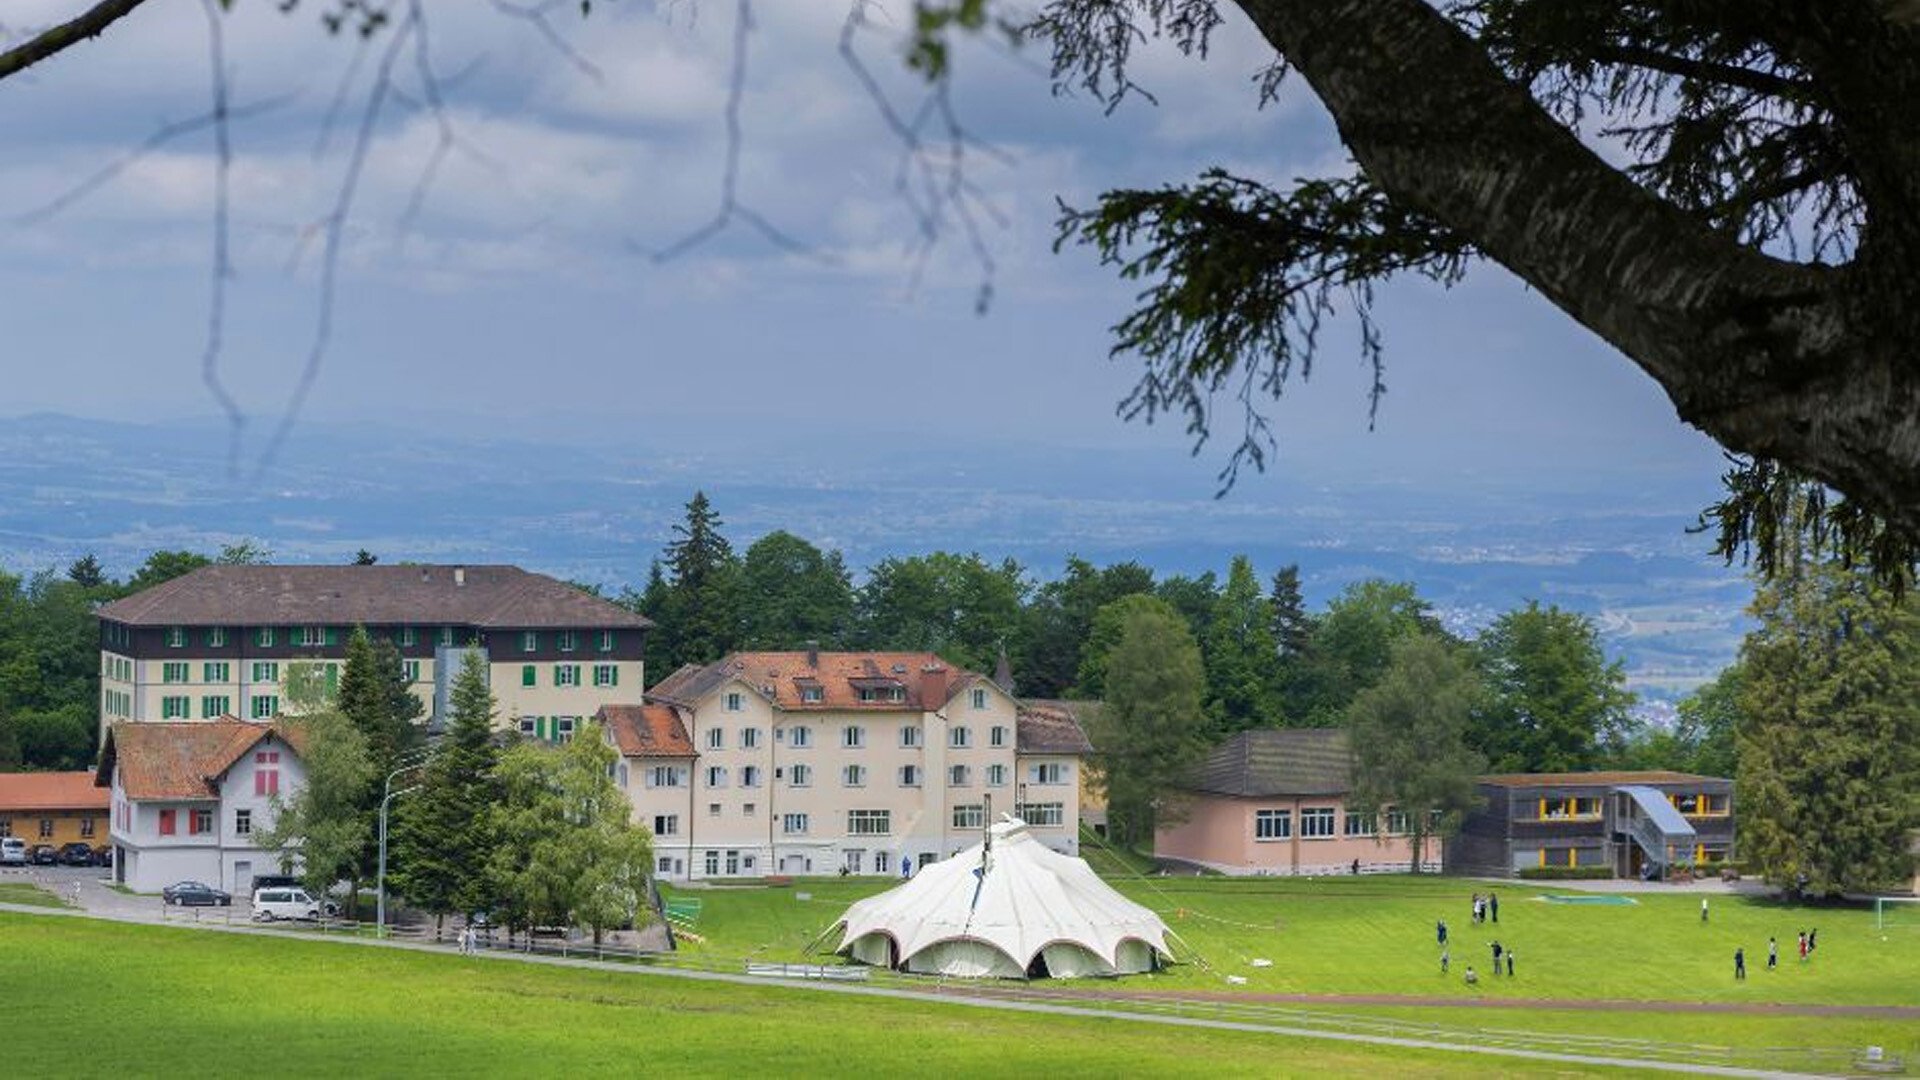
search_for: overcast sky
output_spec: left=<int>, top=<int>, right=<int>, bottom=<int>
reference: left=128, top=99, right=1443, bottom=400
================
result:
left=1, top=1, right=1728, bottom=499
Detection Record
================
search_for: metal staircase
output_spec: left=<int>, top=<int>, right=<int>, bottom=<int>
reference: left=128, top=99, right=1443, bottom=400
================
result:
left=1613, top=786, right=1696, bottom=879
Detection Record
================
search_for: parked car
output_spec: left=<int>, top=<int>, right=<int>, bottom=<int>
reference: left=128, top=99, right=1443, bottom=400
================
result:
left=59, top=843, right=96, bottom=867
left=93, top=846, right=113, bottom=868
left=0, top=837, right=26, bottom=866
left=30, top=845, right=59, bottom=866
left=251, top=887, right=320, bottom=922
left=162, top=881, right=232, bottom=907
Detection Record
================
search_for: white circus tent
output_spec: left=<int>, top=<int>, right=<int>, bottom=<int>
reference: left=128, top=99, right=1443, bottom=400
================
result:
left=832, top=818, right=1175, bottom=978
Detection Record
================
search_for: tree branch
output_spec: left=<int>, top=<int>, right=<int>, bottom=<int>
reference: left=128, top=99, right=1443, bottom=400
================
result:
left=1584, top=42, right=1808, bottom=100
left=0, top=0, right=152, bottom=82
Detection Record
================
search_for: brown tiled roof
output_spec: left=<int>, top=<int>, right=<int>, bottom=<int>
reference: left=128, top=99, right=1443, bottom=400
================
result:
left=1016, top=700, right=1095, bottom=755
left=0, top=771, right=109, bottom=812
left=95, top=564, right=652, bottom=630
left=1181, top=728, right=1354, bottom=798
left=648, top=651, right=987, bottom=711
left=598, top=704, right=696, bottom=758
left=1478, top=770, right=1723, bottom=788
left=96, top=719, right=306, bottom=801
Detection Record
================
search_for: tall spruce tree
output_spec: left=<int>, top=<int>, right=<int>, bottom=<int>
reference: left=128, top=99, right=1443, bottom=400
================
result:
left=652, top=491, right=743, bottom=669
left=391, top=650, right=501, bottom=926
left=1737, top=551, right=1920, bottom=897
left=1203, top=555, right=1281, bottom=733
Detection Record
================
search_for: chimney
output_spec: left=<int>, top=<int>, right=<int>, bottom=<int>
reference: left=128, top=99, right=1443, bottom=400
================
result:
left=921, top=665, right=948, bottom=711
left=993, top=643, right=1014, bottom=693
left=805, top=640, right=819, bottom=668
left=454, top=566, right=466, bottom=587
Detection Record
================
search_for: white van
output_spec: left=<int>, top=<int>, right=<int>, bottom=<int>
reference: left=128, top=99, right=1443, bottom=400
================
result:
left=251, top=887, right=321, bottom=922
left=0, top=837, right=26, bottom=866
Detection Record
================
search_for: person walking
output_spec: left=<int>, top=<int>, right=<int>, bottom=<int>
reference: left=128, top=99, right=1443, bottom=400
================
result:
left=1437, top=919, right=1449, bottom=947
left=1471, top=894, right=1482, bottom=925
left=1798, top=931, right=1808, bottom=963
left=1701, top=897, right=1710, bottom=923
left=1441, top=947, right=1450, bottom=974
left=1491, top=940, right=1503, bottom=973
left=1808, top=928, right=1818, bottom=955
left=1505, top=948, right=1515, bottom=977
left=1734, top=947, right=1746, bottom=980
left=1767, top=937, right=1778, bottom=970
left=1490, top=892, right=1499, bottom=924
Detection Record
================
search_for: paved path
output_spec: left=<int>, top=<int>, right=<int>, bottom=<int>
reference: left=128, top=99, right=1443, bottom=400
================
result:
left=1086, top=987, right=1920, bottom=1019
left=0, top=900, right=1876, bottom=1078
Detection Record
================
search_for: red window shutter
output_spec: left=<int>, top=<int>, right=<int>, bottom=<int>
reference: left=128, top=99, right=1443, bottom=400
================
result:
left=266, top=770, right=279, bottom=796
left=159, top=810, right=175, bottom=836
left=255, top=771, right=265, bottom=797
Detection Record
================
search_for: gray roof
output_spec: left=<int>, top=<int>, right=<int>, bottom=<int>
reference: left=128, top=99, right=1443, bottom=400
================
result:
left=1182, top=728, right=1354, bottom=798
left=1615, top=785, right=1698, bottom=837
left=96, top=564, right=652, bottom=630
left=1015, top=700, right=1096, bottom=755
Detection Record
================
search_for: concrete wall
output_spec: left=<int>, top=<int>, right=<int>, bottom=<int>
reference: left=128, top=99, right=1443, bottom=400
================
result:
left=1154, top=793, right=1436, bottom=876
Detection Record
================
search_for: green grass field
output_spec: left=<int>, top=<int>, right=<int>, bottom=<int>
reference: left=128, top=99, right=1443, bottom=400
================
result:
left=0, top=913, right=1616, bottom=1078
left=661, top=871, right=1919, bottom=1060
left=0, top=881, right=68, bottom=908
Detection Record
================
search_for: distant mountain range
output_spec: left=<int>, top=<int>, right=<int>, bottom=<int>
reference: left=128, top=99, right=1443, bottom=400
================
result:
left=0, top=412, right=1752, bottom=704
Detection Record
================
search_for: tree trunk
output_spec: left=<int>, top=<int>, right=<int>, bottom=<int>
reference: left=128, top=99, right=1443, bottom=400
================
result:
left=1234, top=0, right=1920, bottom=531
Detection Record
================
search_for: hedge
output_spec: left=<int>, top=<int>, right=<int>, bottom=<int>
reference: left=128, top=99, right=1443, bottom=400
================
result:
left=1516, top=866, right=1615, bottom=880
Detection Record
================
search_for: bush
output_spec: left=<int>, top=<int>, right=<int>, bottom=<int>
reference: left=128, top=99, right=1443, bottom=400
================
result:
left=1516, top=865, right=1614, bottom=880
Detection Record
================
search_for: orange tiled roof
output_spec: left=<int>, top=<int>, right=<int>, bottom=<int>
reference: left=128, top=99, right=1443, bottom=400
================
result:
left=650, top=651, right=990, bottom=711
left=97, top=719, right=306, bottom=801
left=0, top=771, right=109, bottom=813
left=599, top=703, right=696, bottom=758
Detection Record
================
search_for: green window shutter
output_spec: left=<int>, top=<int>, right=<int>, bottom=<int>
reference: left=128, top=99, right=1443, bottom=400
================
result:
left=325, top=626, right=340, bottom=646
left=610, top=666, right=619, bottom=687
left=522, top=665, right=536, bottom=688
left=536, top=716, right=548, bottom=740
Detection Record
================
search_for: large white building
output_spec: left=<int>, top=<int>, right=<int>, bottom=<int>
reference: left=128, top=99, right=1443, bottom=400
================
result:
left=609, top=650, right=1092, bottom=882
left=94, top=564, right=652, bottom=743
left=97, top=719, right=309, bottom=895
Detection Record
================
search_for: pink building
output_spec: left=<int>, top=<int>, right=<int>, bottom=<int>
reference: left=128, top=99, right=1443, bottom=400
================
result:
left=1154, top=729, right=1438, bottom=876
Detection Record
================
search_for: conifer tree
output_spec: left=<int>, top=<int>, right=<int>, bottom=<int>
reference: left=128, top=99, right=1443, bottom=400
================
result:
left=1203, top=555, right=1280, bottom=733
left=391, top=650, right=500, bottom=926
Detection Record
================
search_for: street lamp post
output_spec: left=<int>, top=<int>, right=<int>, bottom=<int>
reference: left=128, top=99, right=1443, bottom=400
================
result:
left=375, top=749, right=432, bottom=939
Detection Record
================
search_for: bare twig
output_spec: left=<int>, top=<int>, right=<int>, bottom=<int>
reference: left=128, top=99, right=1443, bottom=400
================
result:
left=0, top=0, right=152, bottom=81
left=489, top=0, right=602, bottom=82
left=199, top=0, right=246, bottom=480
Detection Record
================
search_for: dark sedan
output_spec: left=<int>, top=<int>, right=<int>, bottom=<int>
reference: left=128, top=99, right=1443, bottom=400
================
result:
left=59, top=843, right=96, bottom=867
left=29, top=845, right=59, bottom=866
left=162, top=881, right=232, bottom=907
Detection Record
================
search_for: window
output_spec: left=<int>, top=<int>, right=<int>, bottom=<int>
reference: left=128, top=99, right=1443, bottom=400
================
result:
left=554, top=664, right=581, bottom=687
left=593, top=664, right=619, bottom=687
left=161, top=696, right=190, bottom=719
left=985, top=764, right=1008, bottom=787
left=1385, top=810, right=1413, bottom=836
left=848, top=809, right=891, bottom=836
left=439, top=627, right=454, bottom=647
left=251, top=695, right=278, bottom=720
left=1540, top=796, right=1602, bottom=820
left=162, top=662, right=189, bottom=684
left=705, top=850, right=720, bottom=876
left=843, top=725, right=865, bottom=749
left=1255, top=809, right=1292, bottom=840
left=521, top=631, right=538, bottom=652
left=741, top=727, right=761, bottom=750
left=165, top=627, right=186, bottom=648
left=842, top=764, right=867, bottom=788
left=971, top=687, right=988, bottom=709
left=657, top=856, right=676, bottom=874
left=557, top=630, right=577, bottom=652
left=1699, top=793, right=1729, bottom=816
left=743, top=803, right=757, bottom=817
left=705, top=766, right=728, bottom=788
left=1345, top=811, right=1376, bottom=837
left=708, top=803, right=722, bottom=818
left=653, top=815, right=679, bottom=837
left=898, top=764, right=921, bottom=788
left=725, top=692, right=745, bottom=712
left=789, top=725, right=812, bottom=748
left=0, top=819, right=9, bottom=837
left=789, top=763, right=812, bottom=788
left=900, top=725, right=921, bottom=748
left=159, top=810, right=176, bottom=836
left=254, top=751, right=281, bottom=796
left=555, top=717, right=576, bottom=743
left=403, top=660, right=421, bottom=683
left=617, top=763, right=629, bottom=788
left=203, top=661, right=230, bottom=683
left=251, top=661, right=278, bottom=683
left=989, top=725, right=1007, bottom=748
left=843, top=850, right=865, bottom=874
left=949, top=764, right=971, bottom=787
left=598, top=630, right=614, bottom=652
left=783, top=813, right=809, bottom=835
left=706, top=727, right=725, bottom=751
left=199, top=696, right=230, bottom=719
left=206, top=627, right=227, bottom=648
left=294, top=626, right=328, bottom=647
left=800, top=685, right=823, bottom=703
left=1016, top=802, right=1064, bottom=827
left=953, top=804, right=985, bottom=829
left=190, top=809, right=214, bottom=835
left=521, top=665, right=537, bottom=688
left=39, top=818, right=54, bottom=838
left=400, top=627, right=417, bottom=647
left=519, top=717, right=538, bottom=737
left=1302, top=807, right=1337, bottom=838
left=255, top=627, right=274, bottom=647
left=949, top=726, right=971, bottom=749
left=740, top=766, right=761, bottom=788
left=79, top=818, right=95, bottom=839
left=726, top=851, right=741, bottom=875
left=1028, top=762, right=1066, bottom=785
left=647, top=766, right=685, bottom=788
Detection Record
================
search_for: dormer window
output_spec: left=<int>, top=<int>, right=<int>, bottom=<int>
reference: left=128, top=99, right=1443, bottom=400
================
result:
left=971, top=687, right=988, bottom=709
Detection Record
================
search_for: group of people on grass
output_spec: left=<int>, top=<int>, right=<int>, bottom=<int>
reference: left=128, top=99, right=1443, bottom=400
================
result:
left=1438, top=893, right=1515, bottom=985
left=1735, top=928, right=1816, bottom=980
